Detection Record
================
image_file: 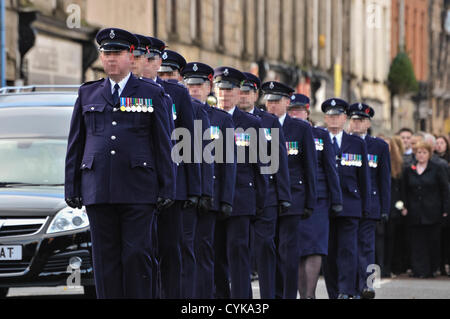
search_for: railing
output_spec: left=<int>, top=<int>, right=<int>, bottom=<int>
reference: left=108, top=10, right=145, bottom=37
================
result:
left=0, top=85, right=80, bottom=94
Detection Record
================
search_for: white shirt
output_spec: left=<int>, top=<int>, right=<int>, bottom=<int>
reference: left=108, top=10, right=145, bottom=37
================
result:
left=248, top=107, right=255, bottom=114
left=227, top=106, right=236, bottom=116
left=329, top=131, right=344, bottom=149
left=405, top=148, right=413, bottom=155
left=109, top=73, right=131, bottom=97
left=278, top=113, right=287, bottom=126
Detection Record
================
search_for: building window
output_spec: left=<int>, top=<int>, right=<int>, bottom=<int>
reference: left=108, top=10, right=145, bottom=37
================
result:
left=214, top=0, right=224, bottom=48
left=168, top=0, right=177, bottom=35
left=190, top=0, right=202, bottom=43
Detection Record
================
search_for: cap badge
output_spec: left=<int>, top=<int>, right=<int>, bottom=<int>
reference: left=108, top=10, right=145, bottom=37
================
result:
left=193, top=64, right=198, bottom=72
left=358, top=103, right=363, bottom=110
left=291, top=95, right=295, bottom=100
left=162, top=52, right=168, bottom=60
left=224, top=69, right=229, bottom=76
left=109, top=30, right=115, bottom=39
left=269, top=82, right=274, bottom=90
left=331, top=100, right=336, bottom=107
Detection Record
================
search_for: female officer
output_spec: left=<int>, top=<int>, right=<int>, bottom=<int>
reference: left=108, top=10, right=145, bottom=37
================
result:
left=288, top=94, right=343, bottom=299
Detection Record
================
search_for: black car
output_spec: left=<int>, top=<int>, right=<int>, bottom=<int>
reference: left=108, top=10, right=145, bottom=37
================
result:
left=0, top=86, right=95, bottom=298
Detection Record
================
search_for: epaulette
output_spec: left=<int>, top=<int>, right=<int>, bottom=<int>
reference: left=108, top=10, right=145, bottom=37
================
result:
left=211, top=106, right=230, bottom=115
left=81, top=78, right=103, bottom=87
left=139, top=77, right=162, bottom=88
left=347, top=133, right=365, bottom=142
left=191, top=97, right=202, bottom=104
left=313, top=126, right=328, bottom=133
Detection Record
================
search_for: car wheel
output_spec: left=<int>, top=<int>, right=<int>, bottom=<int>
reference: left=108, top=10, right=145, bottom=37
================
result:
left=0, top=288, right=8, bottom=299
left=83, top=285, right=97, bottom=299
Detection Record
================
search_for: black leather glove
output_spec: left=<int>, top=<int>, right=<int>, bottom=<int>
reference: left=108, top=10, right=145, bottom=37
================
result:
left=329, top=204, right=343, bottom=218
left=381, top=214, right=389, bottom=223
left=301, top=208, right=313, bottom=220
left=157, top=198, right=174, bottom=212
left=198, top=196, right=213, bottom=215
left=183, top=196, right=199, bottom=209
left=217, top=203, right=233, bottom=221
left=66, top=197, right=83, bottom=209
left=278, top=201, right=291, bottom=215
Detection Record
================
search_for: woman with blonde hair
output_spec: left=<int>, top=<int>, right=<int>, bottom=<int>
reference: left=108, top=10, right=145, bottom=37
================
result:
left=402, top=142, right=449, bottom=278
left=376, top=136, right=407, bottom=277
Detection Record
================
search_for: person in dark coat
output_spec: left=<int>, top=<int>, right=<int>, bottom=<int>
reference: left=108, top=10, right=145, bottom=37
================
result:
left=402, top=141, right=449, bottom=278
left=64, top=28, right=176, bottom=299
left=288, top=94, right=343, bottom=299
left=181, top=62, right=237, bottom=299
left=240, top=73, right=292, bottom=299
left=213, top=67, right=267, bottom=299
left=264, top=82, right=318, bottom=299
left=347, top=104, right=391, bottom=299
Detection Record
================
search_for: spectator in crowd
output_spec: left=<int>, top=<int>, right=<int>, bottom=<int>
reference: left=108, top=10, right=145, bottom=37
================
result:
left=435, top=136, right=450, bottom=163
left=376, top=136, right=408, bottom=278
left=397, top=128, right=414, bottom=167
left=402, top=142, right=449, bottom=278
left=435, top=136, right=450, bottom=276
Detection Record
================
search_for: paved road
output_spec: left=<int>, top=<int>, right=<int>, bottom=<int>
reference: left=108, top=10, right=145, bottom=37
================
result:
left=4, top=275, right=450, bottom=299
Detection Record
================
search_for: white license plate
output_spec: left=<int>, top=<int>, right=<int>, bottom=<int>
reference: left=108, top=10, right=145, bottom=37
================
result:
left=0, top=246, right=22, bottom=261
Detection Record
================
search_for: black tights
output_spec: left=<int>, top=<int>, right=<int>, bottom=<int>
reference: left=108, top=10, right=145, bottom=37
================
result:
left=298, top=255, right=322, bottom=299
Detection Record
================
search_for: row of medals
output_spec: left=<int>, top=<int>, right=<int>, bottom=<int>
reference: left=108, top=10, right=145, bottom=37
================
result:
left=235, top=133, right=250, bottom=147
left=368, top=155, right=378, bottom=168
left=341, top=154, right=362, bottom=167
left=315, top=138, right=324, bottom=151
left=287, top=142, right=299, bottom=156
left=120, top=98, right=154, bottom=113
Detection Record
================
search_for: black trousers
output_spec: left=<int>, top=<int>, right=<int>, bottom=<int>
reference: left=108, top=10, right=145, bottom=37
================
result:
left=409, top=224, right=441, bottom=277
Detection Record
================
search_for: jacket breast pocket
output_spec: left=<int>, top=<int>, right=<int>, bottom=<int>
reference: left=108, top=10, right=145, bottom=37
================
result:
left=130, top=157, right=155, bottom=172
left=82, top=104, right=106, bottom=135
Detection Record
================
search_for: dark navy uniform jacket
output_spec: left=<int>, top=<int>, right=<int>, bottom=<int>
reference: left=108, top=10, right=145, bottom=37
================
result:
left=364, top=135, right=391, bottom=220
left=333, top=131, right=370, bottom=218
left=313, top=126, right=342, bottom=206
left=281, top=115, right=317, bottom=214
left=231, top=107, right=268, bottom=216
left=156, top=77, right=202, bottom=200
left=191, top=97, right=214, bottom=198
left=253, top=107, right=291, bottom=207
left=65, top=74, right=176, bottom=205
left=203, top=104, right=237, bottom=211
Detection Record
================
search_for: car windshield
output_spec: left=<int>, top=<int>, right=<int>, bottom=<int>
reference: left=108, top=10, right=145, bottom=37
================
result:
left=0, top=139, right=66, bottom=186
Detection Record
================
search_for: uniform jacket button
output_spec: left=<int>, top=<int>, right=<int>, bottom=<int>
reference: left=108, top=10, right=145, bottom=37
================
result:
left=111, top=150, right=116, bottom=155
left=112, top=121, right=117, bottom=126
left=249, top=182, right=253, bottom=186
left=90, top=107, right=95, bottom=111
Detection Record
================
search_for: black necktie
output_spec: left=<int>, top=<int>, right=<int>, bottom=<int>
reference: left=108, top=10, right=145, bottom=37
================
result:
left=333, top=136, right=341, bottom=156
left=112, top=83, right=120, bottom=106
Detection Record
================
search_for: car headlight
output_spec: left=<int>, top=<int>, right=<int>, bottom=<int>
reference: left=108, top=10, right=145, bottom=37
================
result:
left=47, top=206, right=89, bottom=234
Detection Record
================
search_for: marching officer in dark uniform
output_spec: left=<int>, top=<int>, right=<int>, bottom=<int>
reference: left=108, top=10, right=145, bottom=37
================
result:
left=288, top=94, right=343, bottom=299
left=239, top=73, right=291, bottom=299
left=213, top=67, right=267, bottom=299
left=263, top=82, right=318, bottom=299
left=347, top=103, right=391, bottom=299
left=158, top=52, right=214, bottom=298
left=321, top=98, right=370, bottom=299
left=147, top=40, right=202, bottom=299
left=181, top=62, right=237, bottom=299
left=64, top=28, right=175, bottom=299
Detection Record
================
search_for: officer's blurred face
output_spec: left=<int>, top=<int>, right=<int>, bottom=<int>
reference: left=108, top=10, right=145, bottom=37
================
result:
left=324, top=114, right=347, bottom=132
left=400, top=131, right=413, bottom=150
left=186, top=82, right=211, bottom=103
left=214, top=86, right=240, bottom=111
left=349, top=118, right=368, bottom=135
left=147, top=56, right=162, bottom=79
left=238, top=90, right=258, bottom=112
left=266, top=98, right=290, bottom=118
left=288, top=107, right=308, bottom=121
left=131, top=55, right=146, bottom=77
left=100, top=50, right=134, bottom=81
left=159, top=70, right=182, bottom=81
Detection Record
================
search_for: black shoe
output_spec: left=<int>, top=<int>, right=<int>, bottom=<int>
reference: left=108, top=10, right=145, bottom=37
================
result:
left=362, top=288, right=376, bottom=299
left=337, top=294, right=351, bottom=299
